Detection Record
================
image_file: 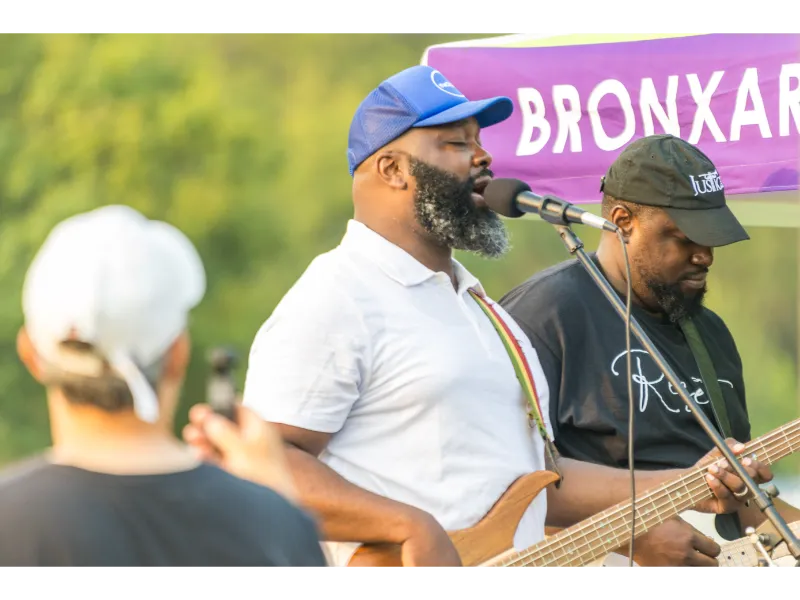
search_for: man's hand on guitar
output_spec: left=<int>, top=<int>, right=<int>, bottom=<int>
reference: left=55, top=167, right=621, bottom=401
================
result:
left=398, top=509, right=462, bottom=567
left=632, top=517, right=721, bottom=566
left=693, top=438, right=773, bottom=514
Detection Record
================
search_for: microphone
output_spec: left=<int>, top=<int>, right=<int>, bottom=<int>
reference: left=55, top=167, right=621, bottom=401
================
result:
left=484, top=178, right=619, bottom=233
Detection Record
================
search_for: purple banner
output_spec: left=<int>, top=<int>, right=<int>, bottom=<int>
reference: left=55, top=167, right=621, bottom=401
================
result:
left=426, top=34, right=800, bottom=203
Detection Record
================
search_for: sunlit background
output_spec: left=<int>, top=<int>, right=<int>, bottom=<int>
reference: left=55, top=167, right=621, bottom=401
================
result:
left=0, top=34, right=797, bottom=509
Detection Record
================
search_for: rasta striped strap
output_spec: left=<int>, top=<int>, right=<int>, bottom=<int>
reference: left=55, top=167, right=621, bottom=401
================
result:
left=468, top=288, right=563, bottom=485
left=468, top=289, right=550, bottom=438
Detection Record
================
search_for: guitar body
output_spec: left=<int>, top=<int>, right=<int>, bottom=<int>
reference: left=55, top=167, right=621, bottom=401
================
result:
left=347, top=470, right=560, bottom=567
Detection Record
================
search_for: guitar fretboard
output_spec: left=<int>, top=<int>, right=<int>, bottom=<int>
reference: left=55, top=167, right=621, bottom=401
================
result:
left=487, top=417, right=800, bottom=567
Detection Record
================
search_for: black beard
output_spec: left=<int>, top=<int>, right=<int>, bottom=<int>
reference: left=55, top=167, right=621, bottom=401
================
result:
left=643, top=278, right=706, bottom=323
left=410, top=158, right=509, bottom=259
left=631, top=253, right=706, bottom=323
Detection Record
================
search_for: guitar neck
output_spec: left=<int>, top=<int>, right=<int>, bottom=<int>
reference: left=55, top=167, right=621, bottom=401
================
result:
left=491, top=417, right=800, bottom=567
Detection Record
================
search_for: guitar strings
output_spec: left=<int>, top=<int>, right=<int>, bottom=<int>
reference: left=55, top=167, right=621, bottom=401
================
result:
left=510, top=431, right=800, bottom=567
left=507, top=426, right=796, bottom=560
left=513, top=477, right=722, bottom=566
left=513, top=431, right=800, bottom=567
left=494, top=426, right=800, bottom=567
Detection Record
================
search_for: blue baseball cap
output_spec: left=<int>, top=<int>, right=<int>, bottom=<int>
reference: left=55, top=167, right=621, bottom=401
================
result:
left=347, top=65, right=514, bottom=176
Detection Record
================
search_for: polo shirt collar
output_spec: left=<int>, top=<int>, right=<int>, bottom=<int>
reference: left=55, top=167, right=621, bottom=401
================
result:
left=341, top=220, right=486, bottom=296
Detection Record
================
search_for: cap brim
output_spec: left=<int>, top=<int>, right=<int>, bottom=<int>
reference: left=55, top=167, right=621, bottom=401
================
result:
left=664, top=205, right=750, bottom=248
left=414, top=96, right=513, bottom=129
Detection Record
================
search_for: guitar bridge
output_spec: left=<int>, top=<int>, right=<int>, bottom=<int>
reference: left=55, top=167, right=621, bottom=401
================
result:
left=745, top=519, right=782, bottom=569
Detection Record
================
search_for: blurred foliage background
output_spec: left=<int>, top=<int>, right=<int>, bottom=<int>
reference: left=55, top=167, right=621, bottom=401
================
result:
left=0, top=34, right=797, bottom=477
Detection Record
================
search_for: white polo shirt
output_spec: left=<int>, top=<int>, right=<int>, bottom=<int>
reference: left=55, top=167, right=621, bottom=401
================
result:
left=243, top=219, right=554, bottom=566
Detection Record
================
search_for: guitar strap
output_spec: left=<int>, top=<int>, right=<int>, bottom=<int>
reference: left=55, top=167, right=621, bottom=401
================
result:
left=678, top=316, right=732, bottom=438
left=678, top=315, right=743, bottom=541
left=469, top=288, right=563, bottom=487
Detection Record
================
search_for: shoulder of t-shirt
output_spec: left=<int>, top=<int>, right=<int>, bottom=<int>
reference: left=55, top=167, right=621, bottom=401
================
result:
left=203, top=466, right=324, bottom=556
left=0, top=454, right=53, bottom=494
left=197, top=465, right=318, bottom=524
left=499, top=259, right=589, bottom=331
left=697, top=305, right=726, bottom=326
left=697, top=306, right=739, bottom=350
left=501, top=258, right=587, bottom=306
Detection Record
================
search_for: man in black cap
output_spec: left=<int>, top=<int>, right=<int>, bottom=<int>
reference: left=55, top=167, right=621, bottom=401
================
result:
left=500, top=134, right=800, bottom=566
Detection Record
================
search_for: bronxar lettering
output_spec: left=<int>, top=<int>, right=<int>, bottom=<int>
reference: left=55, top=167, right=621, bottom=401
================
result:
left=516, top=64, right=800, bottom=155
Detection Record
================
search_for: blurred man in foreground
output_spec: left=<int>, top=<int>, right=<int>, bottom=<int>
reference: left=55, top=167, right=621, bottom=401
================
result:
left=0, top=205, right=325, bottom=566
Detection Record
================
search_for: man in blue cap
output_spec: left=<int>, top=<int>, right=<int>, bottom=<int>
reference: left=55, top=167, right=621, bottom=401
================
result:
left=186, top=66, right=770, bottom=567
left=344, top=65, right=514, bottom=264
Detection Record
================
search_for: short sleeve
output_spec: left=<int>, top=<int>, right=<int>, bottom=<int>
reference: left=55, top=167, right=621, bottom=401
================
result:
left=242, top=270, right=370, bottom=434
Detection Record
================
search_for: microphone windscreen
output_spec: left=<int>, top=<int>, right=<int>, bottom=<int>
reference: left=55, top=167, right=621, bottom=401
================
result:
left=484, top=178, right=532, bottom=218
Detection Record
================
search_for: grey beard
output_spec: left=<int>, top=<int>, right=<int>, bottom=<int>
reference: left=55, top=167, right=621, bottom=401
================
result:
left=410, top=158, right=509, bottom=259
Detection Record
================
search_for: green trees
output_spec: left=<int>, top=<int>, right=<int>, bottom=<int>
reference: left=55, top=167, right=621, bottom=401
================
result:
left=0, top=34, right=796, bottom=473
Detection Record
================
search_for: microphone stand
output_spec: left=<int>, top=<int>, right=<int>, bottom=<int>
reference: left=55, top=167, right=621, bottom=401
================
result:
left=551, top=222, right=800, bottom=566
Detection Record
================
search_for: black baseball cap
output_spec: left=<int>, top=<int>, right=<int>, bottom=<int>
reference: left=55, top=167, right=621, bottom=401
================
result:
left=600, top=134, right=749, bottom=247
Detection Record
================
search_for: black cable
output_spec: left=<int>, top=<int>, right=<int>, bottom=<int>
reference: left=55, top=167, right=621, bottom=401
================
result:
left=616, top=228, right=635, bottom=567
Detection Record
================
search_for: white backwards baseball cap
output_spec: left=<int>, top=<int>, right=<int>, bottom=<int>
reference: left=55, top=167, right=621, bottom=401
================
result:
left=22, top=205, right=206, bottom=423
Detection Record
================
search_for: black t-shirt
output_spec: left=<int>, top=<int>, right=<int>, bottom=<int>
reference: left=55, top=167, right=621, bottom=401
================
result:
left=500, top=254, right=751, bottom=471
left=0, top=456, right=327, bottom=566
